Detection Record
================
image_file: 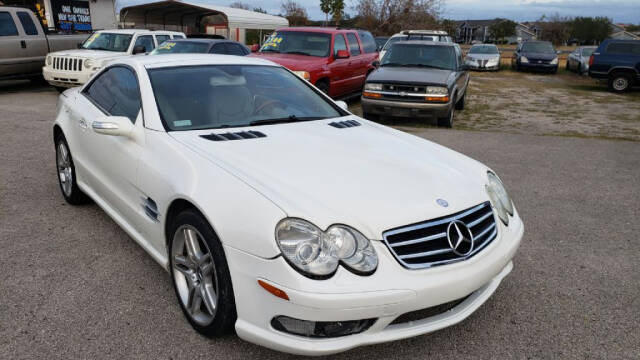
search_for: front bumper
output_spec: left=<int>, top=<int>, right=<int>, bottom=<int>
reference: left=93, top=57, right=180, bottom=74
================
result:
left=519, top=62, right=558, bottom=72
left=42, top=66, right=93, bottom=88
left=466, top=61, right=500, bottom=71
left=226, top=208, right=524, bottom=355
left=361, top=97, right=452, bottom=119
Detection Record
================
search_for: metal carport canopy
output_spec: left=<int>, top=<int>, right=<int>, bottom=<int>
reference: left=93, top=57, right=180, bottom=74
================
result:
left=119, top=0, right=288, bottom=30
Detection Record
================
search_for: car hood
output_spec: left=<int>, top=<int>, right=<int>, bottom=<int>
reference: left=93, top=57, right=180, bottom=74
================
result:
left=48, top=49, right=128, bottom=61
left=170, top=118, right=490, bottom=240
left=522, top=52, right=557, bottom=60
left=466, top=54, right=500, bottom=60
left=249, top=52, right=327, bottom=71
left=367, top=66, right=454, bottom=85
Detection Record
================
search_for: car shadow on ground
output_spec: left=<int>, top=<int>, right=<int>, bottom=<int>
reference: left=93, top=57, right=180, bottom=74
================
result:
left=0, top=79, right=56, bottom=93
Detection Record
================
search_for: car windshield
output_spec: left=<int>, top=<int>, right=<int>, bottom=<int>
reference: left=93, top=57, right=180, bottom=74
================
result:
left=148, top=65, right=343, bottom=131
left=381, top=43, right=456, bottom=70
left=469, top=45, right=499, bottom=54
left=375, top=37, right=389, bottom=48
left=82, top=33, right=133, bottom=52
left=522, top=42, right=555, bottom=54
left=150, top=41, right=210, bottom=55
left=581, top=48, right=595, bottom=57
left=259, top=31, right=331, bottom=57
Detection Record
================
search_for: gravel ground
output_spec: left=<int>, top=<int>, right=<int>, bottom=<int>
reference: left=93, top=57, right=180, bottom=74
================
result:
left=1, top=81, right=639, bottom=359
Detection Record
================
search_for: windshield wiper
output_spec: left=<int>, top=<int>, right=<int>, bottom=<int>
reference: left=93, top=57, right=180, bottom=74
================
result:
left=249, top=115, right=324, bottom=126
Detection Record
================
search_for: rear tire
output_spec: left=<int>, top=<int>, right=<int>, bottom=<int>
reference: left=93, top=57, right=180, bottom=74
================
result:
left=169, top=209, right=237, bottom=337
left=54, top=134, right=90, bottom=205
left=437, top=107, right=454, bottom=128
left=608, top=73, right=632, bottom=93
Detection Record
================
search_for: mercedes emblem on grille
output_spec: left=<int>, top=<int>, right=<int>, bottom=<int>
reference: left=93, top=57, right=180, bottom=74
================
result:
left=436, top=198, right=449, bottom=207
left=446, top=220, right=474, bottom=256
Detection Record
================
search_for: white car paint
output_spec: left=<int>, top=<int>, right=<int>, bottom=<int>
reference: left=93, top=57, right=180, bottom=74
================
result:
left=43, top=29, right=184, bottom=88
left=53, top=54, right=523, bottom=355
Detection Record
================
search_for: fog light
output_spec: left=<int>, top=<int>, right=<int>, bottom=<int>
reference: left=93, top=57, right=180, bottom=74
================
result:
left=271, top=316, right=376, bottom=338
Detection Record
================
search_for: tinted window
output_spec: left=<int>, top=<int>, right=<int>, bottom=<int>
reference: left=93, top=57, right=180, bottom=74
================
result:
left=210, top=43, right=226, bottom=54
left=521, top=42, right=555, bottom=54
left=155, top=35, right=170, bottom=44
left=260, top=31, right=331, bottom=57
left=82, top=32, right=132, bottom=52
left=148, top=65, right=342, bottom=131
left=134, top=35, right=155, bottom=52
left=226, top=43, right=247, bottom=56
left=346, top=33, right=361, bottom=55
left=581, top=48, right=595, bottom=57
left=382, top=43, right=457, bottom=70
left=150, top=41, right=210, bottom=54
left=17, top=12, right=38, bottom=35
left=359, top=31, right=377, bottom=53
left=173, top=34, right=185, bottom=39
left=334, top=34, right=347, bottom=57
left=606, top=42, right=640, bottom=54
left=0, top=12, right=19, bottom=36
left=84, top=67, right=141, bottom=123
left=469, top=45, right=499, bottom=54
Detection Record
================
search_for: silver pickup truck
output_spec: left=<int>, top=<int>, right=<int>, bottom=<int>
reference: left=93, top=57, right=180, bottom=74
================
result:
left=0, top=6, right=89, bottom=81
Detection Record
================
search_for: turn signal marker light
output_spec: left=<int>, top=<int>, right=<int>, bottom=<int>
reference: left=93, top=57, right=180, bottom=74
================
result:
left=258, top=280, right=289, bottom=301
left=425, top=96, right=450, bottom=102
left=363, top=91, right=382, bottom=98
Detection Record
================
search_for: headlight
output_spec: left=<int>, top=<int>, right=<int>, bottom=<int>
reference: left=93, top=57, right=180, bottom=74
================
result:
left=485, top=171, right=514, bottom=225
left=521, top=56, right=529, bottom=63
left=46, top=56, right=52, bottom=66
left=293, top=71, right=310, bottom=81
left=276, top=219, right=378, bottom=278
left=364, top=83, right=382, bottom=91
left=551, top=57, right=558, bottom=65
left=426, top=86, right=448, bottom=95
left=84, top=59, right=94, bottom=68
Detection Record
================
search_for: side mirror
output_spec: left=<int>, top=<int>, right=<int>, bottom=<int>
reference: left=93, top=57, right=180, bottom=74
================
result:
left=335, top=49, right=350, bottom=59
left=77, top=42, right=84, bottom=49
left=335, top=100, right=348, bottom=111
left=250, top=44, right=260, bottom=52
left=132, top=45, right=146, bottom=55
left=92, top=116, right=134, bottom=137
left=372, top=60, right=380, bottom=68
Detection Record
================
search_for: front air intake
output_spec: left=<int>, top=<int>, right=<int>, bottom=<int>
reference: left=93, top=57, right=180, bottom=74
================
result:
left=328, top=120, right=361, bottom=128
left=200, top=131, right=266, bottom=141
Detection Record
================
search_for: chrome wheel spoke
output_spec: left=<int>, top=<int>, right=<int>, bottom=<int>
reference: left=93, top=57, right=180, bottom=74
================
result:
left=199, top=253, right=213, bottom=275
left=183, top=228, right=202, bottom=262
left=201, top=284, right=217, bottom=315
left=187, top=284, right=202, bottom=315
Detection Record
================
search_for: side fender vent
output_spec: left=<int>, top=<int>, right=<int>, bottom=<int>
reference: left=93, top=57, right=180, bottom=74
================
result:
left=200, top=131, right=266, bottom=141
left=329, top=120, right=361, bottom=129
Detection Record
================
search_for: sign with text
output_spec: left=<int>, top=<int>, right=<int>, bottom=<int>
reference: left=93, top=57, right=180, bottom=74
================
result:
left=51, top=0, right=92, bottom=31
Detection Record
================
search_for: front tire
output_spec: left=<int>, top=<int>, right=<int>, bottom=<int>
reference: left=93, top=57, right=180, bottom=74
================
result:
left=55, top=134, right=89, bottom=205
left=315, top=80, right=329, bottom=95
left=609, top=73, right=632, bottom=93
left=437, top=106, right=454, bottom=128
left=455, top=92, right=466, bottom=110
left=169, top=209, right=237, bottom=337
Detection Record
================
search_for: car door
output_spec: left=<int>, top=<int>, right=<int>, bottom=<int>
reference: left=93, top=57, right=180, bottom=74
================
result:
left=327, top=33, right=351, bottom=97
left=70, top=66, right=144, bottom=223
left=454, top=45, right=469, bottom=100
left=133, top=34, right=155, bottom=53
left=14, top=10, right=47, bottom=74
left=0, top=10, right=26, bottom=77
left=345, top=32, right=366, bottom=91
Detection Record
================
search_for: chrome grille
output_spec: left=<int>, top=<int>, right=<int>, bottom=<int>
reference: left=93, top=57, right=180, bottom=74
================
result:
left=52, top=57, right=83, bottom=72
left=479, top=59, right=488, bottom=67
left=383, top=202, right=497, bottom=269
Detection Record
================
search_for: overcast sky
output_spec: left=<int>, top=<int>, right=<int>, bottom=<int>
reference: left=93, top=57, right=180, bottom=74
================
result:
left=115, top=0, right=640, bottom=24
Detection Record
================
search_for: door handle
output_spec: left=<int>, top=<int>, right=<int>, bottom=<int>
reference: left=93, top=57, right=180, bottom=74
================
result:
left=20, top=40, right=26, bottom=49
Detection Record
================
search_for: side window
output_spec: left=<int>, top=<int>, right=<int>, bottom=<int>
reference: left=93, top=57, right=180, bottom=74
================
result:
left=333, top=34, right=347, bottom=57
left=455, top=46, right=463, bottom=67
left=134, top=35, right=155, bottom=52
left=0, top=12, right=19, bottom=36
left=606, top=43, right=632, bottom=54
left=155, top=35, right=170, bottom=45
left=226, top=43, right=246, bottom=56
left=84, top=67, right=141, bottom=123
left=16, top=12, right=38, bottom=35
left=209, top=43, right=226, bottom=54
left=346, top=33, right=361, bottom=56
left=358, top=31, right=377, bottom=53
left=173, top=34, right=185, bottom=39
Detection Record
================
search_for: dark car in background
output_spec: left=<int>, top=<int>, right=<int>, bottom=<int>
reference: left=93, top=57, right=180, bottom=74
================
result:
left=150, top=38, right=249, bottom=56
left=512, top=41, right=559, bottom=73
left=362, top=41, right=469, bottom=128
left=589, top=39, right=640, bottom=93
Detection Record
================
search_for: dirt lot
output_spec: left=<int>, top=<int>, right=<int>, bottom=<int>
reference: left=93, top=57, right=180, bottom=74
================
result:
left=349, top=70, right=640, bottom=141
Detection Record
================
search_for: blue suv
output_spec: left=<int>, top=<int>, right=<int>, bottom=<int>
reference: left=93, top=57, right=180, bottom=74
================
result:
left=589, top=39, right=640, bottom=93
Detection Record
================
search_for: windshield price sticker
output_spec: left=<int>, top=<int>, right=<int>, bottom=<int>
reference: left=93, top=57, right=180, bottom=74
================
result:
left=262, top=35, right=283, bottom=48
left=158, top=42, right=176, bottom=50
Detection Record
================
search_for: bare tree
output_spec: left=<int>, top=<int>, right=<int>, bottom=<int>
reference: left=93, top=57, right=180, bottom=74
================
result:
left=354, top=0, right=442, bottom=36
left=229, top=2, right=251, bottom=10
left=537, top=13, right=571, bottom=45
left=281, top=0, right=309, bottom=26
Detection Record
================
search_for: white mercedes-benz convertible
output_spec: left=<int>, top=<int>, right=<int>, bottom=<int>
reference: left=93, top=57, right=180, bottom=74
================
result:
left=53, top=54, right=523, bottom=355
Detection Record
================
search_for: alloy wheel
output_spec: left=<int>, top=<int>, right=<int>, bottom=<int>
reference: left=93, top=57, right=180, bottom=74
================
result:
left=172, top=225, right=219, bottom=326
left=613, top=77, right=628, bottom=91
left=56, top=142, right=73, bottom=197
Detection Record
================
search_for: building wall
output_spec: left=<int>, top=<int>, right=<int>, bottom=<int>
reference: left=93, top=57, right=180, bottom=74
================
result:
left=88, top=0, right=116, bottom=30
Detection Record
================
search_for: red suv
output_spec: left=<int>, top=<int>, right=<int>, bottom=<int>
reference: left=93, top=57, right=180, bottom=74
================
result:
left=250, top=27, right=379, bottom=98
